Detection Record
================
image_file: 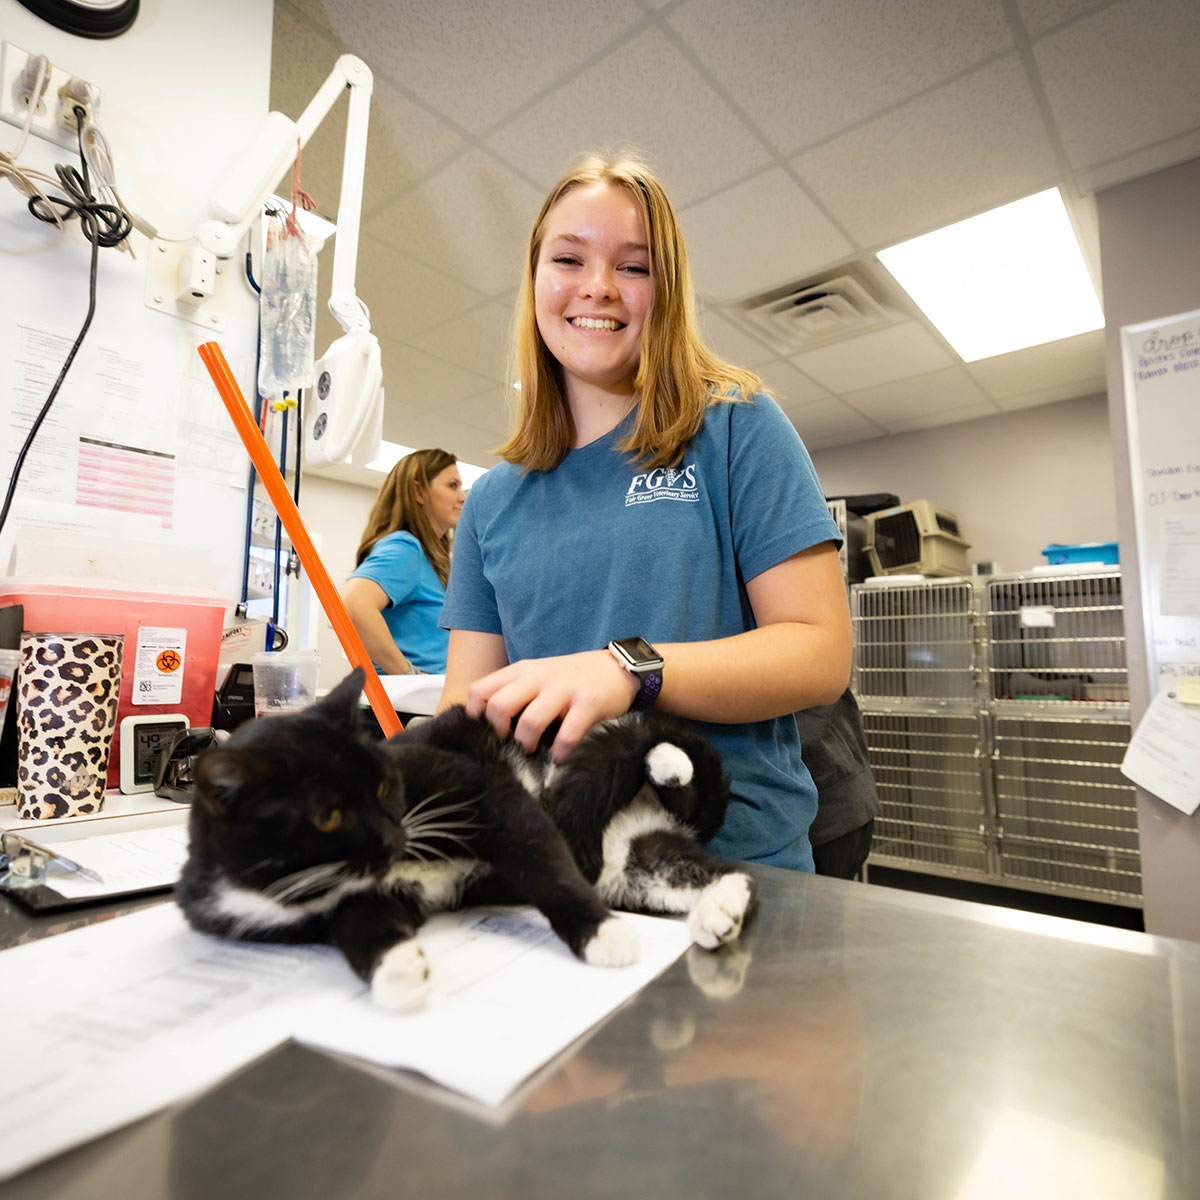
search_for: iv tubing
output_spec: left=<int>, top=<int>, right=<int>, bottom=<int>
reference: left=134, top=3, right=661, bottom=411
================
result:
left=198, top=341, right=402, bottom=738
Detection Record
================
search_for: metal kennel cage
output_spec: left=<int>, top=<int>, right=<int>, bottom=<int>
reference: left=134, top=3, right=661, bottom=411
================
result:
left=985, top=568, right=1128, bottom=710
left=991, top=715, right=1141, bottom=905
left=861, top=711, right=992, bottom=877
left=851, top=578, right=983, bottom=706
left=854, top=567, right=1141, bottom=905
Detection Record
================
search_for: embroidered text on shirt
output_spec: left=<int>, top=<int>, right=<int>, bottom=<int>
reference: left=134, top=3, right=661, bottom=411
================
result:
left=625, top=465, right=700, bottom=506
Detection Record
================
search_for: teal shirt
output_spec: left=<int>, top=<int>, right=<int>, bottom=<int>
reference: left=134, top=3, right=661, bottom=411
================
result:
left=441, top=394, right=841, bottom=871
left=349, top=531, right=448, bottom=673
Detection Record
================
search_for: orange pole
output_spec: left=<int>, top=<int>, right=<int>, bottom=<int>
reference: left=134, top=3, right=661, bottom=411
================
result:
left=198, top=341, right=402, bottom=739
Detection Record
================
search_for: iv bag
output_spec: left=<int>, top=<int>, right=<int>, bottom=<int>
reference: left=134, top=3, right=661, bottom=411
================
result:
left=258, top=212, right=324, bottom=399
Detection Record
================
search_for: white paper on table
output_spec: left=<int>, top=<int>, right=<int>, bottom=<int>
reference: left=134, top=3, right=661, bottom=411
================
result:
left=1120, top=684, right=1200, bottom=815
left=0, top=905, right=361, bottom=1181
left=372, top=673, right=446, bottom=716
left=42, top=822, right=190, bottom=900
left=293, top=905, right=693, bottom=1107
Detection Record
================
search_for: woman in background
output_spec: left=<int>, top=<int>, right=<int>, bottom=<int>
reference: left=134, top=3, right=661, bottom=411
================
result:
left=341, top=447, right=463, bottom=676
left=439, top=154, right=851, bottom=871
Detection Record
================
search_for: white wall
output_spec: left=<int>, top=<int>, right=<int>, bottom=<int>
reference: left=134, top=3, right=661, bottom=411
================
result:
left=297, top=471, right=376, bottom=689
left=809, top=392, right=1118, bottom=575
left=0, top=0, right=274, bottom=603
left=1098, top=154, right=1200, bottom=941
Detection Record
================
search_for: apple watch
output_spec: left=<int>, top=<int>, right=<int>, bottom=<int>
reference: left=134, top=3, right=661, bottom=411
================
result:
left=607, top=637, right=664, bottom=710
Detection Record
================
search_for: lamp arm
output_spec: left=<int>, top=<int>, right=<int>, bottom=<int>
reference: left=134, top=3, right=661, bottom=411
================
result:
left=197, top=54, right=374, bottom=341
left=324, top=59, right=371, bottom=336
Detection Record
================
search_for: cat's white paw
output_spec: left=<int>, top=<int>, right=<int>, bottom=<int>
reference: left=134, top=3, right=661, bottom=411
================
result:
left=650, top=1011, right=697, bottom=1051
left=687, top=873, right=754, bottom=949
left=645, top=743, right=693, bottom=788
left=583, top=915, right=640, bottom=967
left=370, top=940, right=430, bottom=1011
left=686, top=943, right=751, bottom=999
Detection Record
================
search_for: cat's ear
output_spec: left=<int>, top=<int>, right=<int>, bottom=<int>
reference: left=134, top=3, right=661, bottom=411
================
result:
left=317, top=666, right=367, bottom=729
left=193, top=748, right=259, bottom=816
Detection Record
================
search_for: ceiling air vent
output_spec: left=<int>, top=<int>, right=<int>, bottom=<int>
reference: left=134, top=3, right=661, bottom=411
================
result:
left=726, top=270, right=900, bottom=355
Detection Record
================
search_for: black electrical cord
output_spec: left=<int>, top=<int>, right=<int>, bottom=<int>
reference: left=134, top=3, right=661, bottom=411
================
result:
left=0, top=107, right=130, bottom=540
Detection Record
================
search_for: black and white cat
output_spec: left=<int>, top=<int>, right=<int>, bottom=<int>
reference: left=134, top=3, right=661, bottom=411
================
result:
left=176, top=667, right=756, bottom=1010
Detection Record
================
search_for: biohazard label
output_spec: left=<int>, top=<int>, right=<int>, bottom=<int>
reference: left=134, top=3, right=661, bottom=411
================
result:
left=133, top=626, right=187, bottom=705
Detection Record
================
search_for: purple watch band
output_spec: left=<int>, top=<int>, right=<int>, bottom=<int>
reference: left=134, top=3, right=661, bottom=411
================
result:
left=632, top=668, right=662, bottom=709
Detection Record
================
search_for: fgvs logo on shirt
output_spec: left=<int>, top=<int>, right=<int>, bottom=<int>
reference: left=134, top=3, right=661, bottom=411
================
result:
left=625, top=464, right=699, bottom=506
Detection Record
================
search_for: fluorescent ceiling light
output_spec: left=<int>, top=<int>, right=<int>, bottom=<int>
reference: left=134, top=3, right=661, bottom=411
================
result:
left=877, top=188, right=1103, bottom=362
left=361, top=440, right=489, bottom=487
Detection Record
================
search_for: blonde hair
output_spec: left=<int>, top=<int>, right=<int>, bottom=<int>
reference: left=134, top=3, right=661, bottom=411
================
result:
left=354, top=448, right=457, bottom=585
left=498, top=152, right=764, bottom=472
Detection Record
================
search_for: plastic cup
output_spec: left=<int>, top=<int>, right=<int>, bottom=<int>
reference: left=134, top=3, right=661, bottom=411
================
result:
left=0, top=648, right=19, bottom=732
left=15, top=632, right=124, bottom=820
left=252, top=650, right=321, bottom=718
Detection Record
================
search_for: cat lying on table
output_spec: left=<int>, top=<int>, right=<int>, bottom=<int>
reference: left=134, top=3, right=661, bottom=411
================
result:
left=176, top=667, right=757, bottom=1011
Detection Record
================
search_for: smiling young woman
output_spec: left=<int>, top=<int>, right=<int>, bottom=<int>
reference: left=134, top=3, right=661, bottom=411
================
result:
left=438, top=153, right=852, bottom=874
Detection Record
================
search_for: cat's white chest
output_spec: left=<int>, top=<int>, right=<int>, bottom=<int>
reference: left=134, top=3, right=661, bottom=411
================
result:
left=386, top=858, right=485, bottom=912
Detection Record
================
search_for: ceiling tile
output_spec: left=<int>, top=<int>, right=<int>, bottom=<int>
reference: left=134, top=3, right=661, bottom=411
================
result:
left=1033, top=0, right=1200, bottom=171
left=756, top=360, right=832, bottom=409
left=681, top=169, right=855, bottom=302
left=965, top=329, right=1106, bottom=399
left=410, top=302, right=515, bottom=384
left=297, top=0, right=647, bottom=135
left=354, top=244, right=484, bottom=342
left=782, top=398, right=886, bottom=449
left=379, top=344, right=497, bottom=416
left=383, top=405, right=502, bottom=469
left=280, top=0, right=337, bottom=35
left=883, top=403, right=999, bottom=434
left=993, top=377, right=1108, bottom=412
left=792, top=56, right=1059, bottom=249
left=698, top=308, right=779, bottom=369
left=365, top=151, right=544, bottom=296
left=450, top=385, right=516, bottom=438
left=788, top=322, right=955, bottom=393
left=840, top=366, right=996, bottom=425
left=272, top=5, right=465, bottom=221
left=666, top=0, right=1011, bottom=155
left=1075, top=128, right=1200, bottom=195
left=1014, top=0, right=1111, bottom=36
left=484, top=27, right=771, bottom=207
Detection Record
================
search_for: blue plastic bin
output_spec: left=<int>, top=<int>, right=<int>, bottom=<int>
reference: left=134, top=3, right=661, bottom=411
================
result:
left=1041, top=542, right=1119, bottom=566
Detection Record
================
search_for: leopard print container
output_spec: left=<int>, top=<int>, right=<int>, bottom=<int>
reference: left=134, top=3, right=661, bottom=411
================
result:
left=15, top=633, right=124, bottom=820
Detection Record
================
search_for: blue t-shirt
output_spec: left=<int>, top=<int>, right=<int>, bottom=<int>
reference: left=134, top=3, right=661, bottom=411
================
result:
left=349, top=531, right=448, bottom=673
left=440, top=393, right=841, bottom=872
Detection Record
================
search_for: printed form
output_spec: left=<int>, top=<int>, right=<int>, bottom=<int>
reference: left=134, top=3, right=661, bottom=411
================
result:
left=0, top=902, right=691, bottom=1179
left=294, top=907, right=694, bottom=1106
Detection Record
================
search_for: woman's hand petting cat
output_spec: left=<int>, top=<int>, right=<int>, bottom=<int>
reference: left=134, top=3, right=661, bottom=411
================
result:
left=465, top=650, right=639, bottom=762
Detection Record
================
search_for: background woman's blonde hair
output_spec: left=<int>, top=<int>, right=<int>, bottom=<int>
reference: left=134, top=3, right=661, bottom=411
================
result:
left=498, top=152, right=765, bottom=472
left=354, top=447, right=457, bottom=584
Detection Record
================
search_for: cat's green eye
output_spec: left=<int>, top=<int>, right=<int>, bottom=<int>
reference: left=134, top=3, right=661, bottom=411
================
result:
left=376, top=781, right=388, bottom=800
left=313, top=809, right=342, bottom=833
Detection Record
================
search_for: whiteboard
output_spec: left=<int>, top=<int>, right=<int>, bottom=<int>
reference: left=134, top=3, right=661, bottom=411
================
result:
left=1121, top=307, right=1200, bottom=685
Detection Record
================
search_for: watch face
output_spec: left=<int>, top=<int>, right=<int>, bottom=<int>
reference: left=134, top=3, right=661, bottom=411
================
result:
left=612, top=637, right=663, bottom=668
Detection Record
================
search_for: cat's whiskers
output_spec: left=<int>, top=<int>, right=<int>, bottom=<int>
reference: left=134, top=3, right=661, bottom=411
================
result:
left=401, top=837, right=454, bottom=863
left=263, top=860, right=352, bottom=904
left=401, top=797, right=481, bottom=855
left=402, top=818, right=478, bottom=854
left=400, top=789, right=456, bottom=822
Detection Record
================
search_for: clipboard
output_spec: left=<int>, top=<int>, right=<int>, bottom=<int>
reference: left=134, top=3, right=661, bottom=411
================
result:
left=0, top=809, right=189, bottom=912
left=0, top=878, right=177, bottom=914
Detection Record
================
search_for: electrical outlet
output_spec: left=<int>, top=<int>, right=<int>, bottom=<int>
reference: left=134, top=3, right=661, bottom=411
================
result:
left=0, top=40, right=100, bottom=150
